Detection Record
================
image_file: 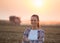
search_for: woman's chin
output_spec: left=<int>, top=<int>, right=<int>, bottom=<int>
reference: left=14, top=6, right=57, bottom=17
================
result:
left=32, top=25, right=36, bottom=27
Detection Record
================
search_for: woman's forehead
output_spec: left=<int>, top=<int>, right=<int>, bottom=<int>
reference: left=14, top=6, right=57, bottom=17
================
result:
left=31, top=17, right=38, bottom=20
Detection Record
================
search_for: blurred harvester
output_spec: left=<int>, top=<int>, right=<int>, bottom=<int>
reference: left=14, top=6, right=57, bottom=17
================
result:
left=9, top=16, right=21, bottom=25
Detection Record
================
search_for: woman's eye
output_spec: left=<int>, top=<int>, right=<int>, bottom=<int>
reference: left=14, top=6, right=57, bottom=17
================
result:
left=31, top=20, right=36, bottom=21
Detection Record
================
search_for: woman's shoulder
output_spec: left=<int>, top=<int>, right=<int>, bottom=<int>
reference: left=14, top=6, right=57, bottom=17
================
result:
left=24, top=26, right=31, bottom=34
left=38, top=28, right=45, bottom=33
left=24, top=26, right=31, bottom=31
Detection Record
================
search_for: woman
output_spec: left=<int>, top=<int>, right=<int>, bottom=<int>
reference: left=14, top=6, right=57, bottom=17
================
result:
left=22, top=14, right=45, bottom=43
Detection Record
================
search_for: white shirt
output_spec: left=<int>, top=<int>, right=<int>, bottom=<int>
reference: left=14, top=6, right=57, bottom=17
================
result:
left=28, top=30, right=38, bottom=40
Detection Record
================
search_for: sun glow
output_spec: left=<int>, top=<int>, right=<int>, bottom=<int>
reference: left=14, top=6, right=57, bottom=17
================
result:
left=32, top=0, right=43, bottom=7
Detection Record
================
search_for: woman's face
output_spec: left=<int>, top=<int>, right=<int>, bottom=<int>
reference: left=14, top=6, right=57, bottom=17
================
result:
left=31, top=16, right=38, bottom=27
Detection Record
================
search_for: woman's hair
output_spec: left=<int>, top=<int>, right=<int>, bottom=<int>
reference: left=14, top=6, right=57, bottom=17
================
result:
left=31, top=14, right=39, bottom=28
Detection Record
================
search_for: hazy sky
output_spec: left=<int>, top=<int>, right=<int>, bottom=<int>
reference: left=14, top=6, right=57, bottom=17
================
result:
left=0, top=0, right=60, bottom=24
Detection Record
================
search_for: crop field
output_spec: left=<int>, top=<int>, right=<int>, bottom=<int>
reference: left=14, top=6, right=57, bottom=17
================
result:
left=0, top=24, right=60, bottom=43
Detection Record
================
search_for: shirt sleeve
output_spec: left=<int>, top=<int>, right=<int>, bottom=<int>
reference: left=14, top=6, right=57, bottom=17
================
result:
left=41, top=30, right=45, bottom=42
left=23, top=28, right=31, bottom=37
left=39, top=30, right=45, bottom=42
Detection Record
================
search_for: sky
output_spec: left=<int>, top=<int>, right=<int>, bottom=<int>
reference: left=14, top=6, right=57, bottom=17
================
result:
left=0, top=0, right=60, bottom=24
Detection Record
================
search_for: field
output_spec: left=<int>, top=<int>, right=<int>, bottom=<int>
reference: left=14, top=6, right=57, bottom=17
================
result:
left=0, top=24, right=60, bottom=43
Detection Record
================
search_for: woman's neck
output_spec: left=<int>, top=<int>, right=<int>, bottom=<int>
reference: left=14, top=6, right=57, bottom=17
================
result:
left=32, top=26, right=38, bottom=30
